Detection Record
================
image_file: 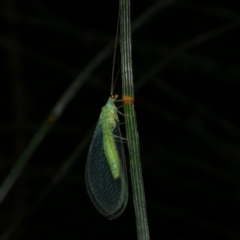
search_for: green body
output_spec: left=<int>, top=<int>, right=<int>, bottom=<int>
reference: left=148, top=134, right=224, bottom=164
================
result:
left=100, top=97, right=121, bottom=179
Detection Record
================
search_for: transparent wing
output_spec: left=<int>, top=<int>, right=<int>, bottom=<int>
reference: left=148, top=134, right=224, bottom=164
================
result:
left=85, top=119, right=128, bottom=220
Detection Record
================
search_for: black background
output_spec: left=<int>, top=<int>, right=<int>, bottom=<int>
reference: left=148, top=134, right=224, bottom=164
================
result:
left=0, top=0, right=240, bottom=239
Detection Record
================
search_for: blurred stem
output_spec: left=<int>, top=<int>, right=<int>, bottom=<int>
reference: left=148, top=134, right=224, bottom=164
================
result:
left=119, top=1, right=150, bottom=240
left=0, top=46, right=111, bottom=204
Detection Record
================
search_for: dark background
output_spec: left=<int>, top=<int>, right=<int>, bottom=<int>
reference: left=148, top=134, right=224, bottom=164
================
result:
left=1, top=0, right=240, bottom=239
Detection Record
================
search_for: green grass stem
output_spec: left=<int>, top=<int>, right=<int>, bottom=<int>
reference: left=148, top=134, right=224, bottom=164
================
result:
left=119, top=1, right=150, bottom=239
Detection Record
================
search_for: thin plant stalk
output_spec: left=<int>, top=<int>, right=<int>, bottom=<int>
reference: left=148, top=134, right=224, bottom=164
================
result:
left=119, top=0, right=150, bottom=240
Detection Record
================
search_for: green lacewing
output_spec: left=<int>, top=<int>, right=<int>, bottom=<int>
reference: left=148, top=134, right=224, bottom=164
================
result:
left=85, top=94, right=128, bottom=219
left=85, top=13, right=128, bottom=219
